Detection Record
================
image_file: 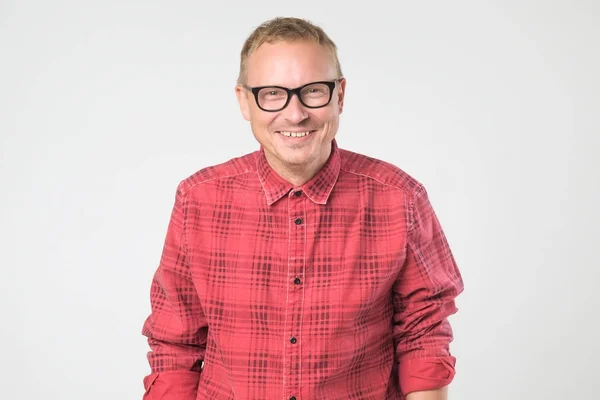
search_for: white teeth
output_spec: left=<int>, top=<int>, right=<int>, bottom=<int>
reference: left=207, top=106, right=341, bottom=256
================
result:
left=279, top=131, right=311, bottom=137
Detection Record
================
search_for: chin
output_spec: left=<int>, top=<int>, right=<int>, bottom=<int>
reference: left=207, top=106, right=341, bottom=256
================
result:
left=277, top=147, right=314, bottom=164
left=280, top=154, right=311, bottom=166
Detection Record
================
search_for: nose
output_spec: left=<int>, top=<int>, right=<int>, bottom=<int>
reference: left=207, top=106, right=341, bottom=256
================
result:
left=281, top=93, right=308, bottom=124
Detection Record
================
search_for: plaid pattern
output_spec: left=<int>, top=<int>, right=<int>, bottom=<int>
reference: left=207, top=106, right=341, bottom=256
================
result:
left=142, top=140, right=463, bottom=400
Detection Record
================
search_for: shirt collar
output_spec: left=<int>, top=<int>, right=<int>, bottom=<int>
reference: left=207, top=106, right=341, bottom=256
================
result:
left=256, top=139, right=341, bottom=206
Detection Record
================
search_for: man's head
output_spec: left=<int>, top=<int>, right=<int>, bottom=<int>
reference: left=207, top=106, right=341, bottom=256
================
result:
left=235, top=17, right=346, bottom=181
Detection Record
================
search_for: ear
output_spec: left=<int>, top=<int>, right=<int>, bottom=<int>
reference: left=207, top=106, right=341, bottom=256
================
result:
left=235, top=84, right=251, bottom=121
left=336, top=78, right=347, bottom=114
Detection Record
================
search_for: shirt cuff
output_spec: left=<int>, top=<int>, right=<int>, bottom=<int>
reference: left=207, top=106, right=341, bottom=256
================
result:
left=399, top=356, right=456, bottom=395
left=143, top=371, right=200, bottom=400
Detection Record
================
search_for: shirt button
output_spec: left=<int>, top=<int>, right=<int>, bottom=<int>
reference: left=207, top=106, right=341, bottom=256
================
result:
left=294, top=218, right=303, bottom=225
left=294, top=191, right=302, bottom=197
left=290, top=337, right=297, bottom=344
left=294, top=277, right=301, bottom=285
left=290, top=397, right=297, bottom=400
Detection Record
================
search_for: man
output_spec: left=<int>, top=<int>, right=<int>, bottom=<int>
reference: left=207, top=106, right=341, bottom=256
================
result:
left=142, top=17, right=463, bottom=400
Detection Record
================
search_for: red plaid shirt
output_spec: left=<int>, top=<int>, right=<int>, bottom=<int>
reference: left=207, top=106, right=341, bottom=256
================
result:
left=142, top=140, right=463, bottom=399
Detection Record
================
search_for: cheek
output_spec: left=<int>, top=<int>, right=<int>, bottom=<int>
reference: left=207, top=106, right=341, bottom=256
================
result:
left=321, top=111, right=339, bottom=131
left=250, top=109, right=276, bottom=131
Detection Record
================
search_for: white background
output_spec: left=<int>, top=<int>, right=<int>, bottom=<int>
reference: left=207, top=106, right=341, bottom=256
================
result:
left=1, top=1, right=598, bottom=399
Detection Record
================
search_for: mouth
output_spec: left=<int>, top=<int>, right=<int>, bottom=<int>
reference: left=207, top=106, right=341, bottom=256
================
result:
left=276, top=130, right=317, bottom=138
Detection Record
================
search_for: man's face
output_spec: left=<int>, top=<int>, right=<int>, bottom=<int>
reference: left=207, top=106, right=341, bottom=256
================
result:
left=236, top=40, right=346, bottom=173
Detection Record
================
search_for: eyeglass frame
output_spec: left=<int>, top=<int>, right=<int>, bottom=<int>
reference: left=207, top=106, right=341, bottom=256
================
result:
left=241, top=79, right=340, bottom=112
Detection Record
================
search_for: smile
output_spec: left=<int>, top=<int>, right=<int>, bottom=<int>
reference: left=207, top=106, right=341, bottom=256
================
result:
left=277, top=130, right=315, bottom=138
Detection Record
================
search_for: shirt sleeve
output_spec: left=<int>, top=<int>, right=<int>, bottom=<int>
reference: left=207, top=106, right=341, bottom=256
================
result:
left=393, top=185, right=464, bottom=396
left=141, top=182, right=209, bottom=400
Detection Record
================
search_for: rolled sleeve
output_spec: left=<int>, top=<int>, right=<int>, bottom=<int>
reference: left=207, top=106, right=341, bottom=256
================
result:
left=142, top=371, right=202, bottom=400
left=393, top=185, right=464, bottom=395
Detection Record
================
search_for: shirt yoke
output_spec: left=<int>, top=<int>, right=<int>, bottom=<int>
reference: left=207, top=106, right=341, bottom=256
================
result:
left=176, top=146, right=425, bottom=198
left=338, top=148, right=424, bottom=196
left=178, top=151, right=260, bottom=193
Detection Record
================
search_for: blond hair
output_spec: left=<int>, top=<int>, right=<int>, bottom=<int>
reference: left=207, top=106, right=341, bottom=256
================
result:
left=237, top=17, right=343, bottom=84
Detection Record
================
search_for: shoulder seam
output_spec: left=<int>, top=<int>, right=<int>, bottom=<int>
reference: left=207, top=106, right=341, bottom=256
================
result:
left=408, top=183, right=428, bottom=235
left=340, top=166, right=422, bottom=196
left=181, top=169, right=254, bottom=193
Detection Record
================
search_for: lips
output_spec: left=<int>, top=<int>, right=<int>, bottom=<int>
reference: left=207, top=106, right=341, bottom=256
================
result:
left=276, top=129, right=317, bottom=138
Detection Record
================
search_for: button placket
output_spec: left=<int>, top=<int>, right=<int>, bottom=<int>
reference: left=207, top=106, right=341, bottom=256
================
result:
left=283, top=189, right=306, bottom=398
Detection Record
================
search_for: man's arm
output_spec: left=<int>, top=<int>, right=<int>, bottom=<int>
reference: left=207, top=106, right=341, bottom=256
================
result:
left=393, top=185, right=464, bottom=397
left=141, top=182, right=208, bottom=400
left=406, top=387, right=448, bottom=400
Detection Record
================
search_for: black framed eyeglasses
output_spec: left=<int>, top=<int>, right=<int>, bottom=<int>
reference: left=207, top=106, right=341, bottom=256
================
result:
left=242, top=80, right=338, bottom=112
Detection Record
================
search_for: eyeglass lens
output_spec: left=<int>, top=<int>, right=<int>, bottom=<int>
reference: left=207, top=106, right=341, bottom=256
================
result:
left=257, top=82, right=331, bottom=110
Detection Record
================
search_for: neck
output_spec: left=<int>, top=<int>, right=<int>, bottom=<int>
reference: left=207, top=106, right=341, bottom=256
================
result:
left=265, top=145, right=332, bottom=187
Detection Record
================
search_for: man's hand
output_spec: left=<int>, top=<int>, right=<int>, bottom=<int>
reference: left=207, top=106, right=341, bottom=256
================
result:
left=406, top=386, right=448, bottom=400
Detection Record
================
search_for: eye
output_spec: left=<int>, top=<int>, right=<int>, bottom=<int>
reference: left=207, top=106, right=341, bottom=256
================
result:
left=262, top=89, right=286, bottom=98
left=302, top=84, right=329, bottom=97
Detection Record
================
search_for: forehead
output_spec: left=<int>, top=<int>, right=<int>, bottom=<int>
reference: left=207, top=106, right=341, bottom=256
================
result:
left=246, top=40, right=337, bottom=86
